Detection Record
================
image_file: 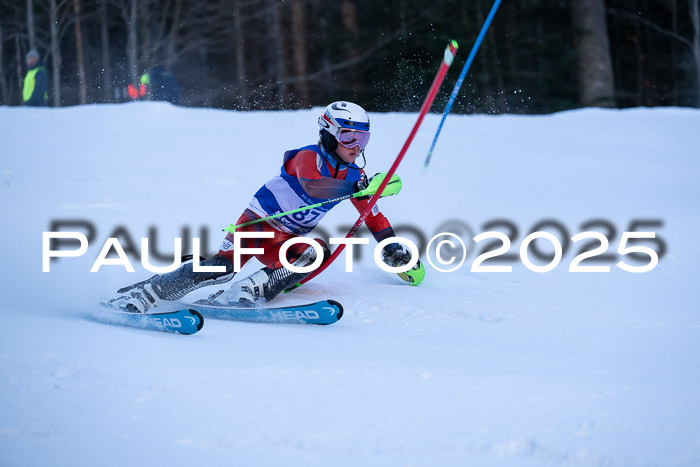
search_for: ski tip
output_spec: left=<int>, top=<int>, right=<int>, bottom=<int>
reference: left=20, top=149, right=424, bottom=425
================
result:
left=326, top=299, right=344, bottom=322
left=188, top=309, right=205, bottom=333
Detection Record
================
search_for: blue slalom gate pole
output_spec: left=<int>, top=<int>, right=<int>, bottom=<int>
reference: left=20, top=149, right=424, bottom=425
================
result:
left=423, top=0, right=503, bottom=170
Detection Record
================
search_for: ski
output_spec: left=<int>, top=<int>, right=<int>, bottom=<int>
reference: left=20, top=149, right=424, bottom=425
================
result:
left=187, top=299, right=343, bottom=325
left=90, top=304, right=204, bottom=335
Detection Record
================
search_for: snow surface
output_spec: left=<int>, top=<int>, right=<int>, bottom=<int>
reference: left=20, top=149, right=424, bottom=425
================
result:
left=1, top=102, right=699, bottom=466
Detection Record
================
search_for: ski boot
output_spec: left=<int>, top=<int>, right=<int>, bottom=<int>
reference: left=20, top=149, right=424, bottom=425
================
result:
left=108, top=255, right=235, bottom=313
left=381, top=242, right=426, bottom=286
left=106, top=277, right=163, bottom=313
left=216, top=244, right=327, bottom=307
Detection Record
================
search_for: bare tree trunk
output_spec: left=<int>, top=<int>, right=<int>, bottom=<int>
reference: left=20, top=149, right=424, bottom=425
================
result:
left=475, top=0, right=493, bottom=110
left=506, top=3, right=522, bottom=105
left=127, top=0, right=138, bottom=86
left=233, top=0, right=248, bottom=108
left=73, top=0, right=87, bottom=104
left=100, top=0, right=112, bottom=103
left=486, top=8, right=506, bottom=113
left=267, top=0, right=286, bottom=107
left=340, top=0, right=359, bottom=60
left=49, top=0, right=62, bottom=106
left=233, top=2, right=248, bottom=107
left=670, top=0, right=679, bottom=104
left=0, top=23, right=7, bottom=105
left=15, top=36, right=23, bottom=104
left=290, top=0, right=310, bottom=107
left=27, top=0, right=36, bottom=51
left=340, top=0, right=360, bottom=95
left=634, top=19, right=643, bottom=106
left=309, top=0, right=331, bottom=98
left=138, top=0, right=151, bottom=72
left=570, top=0, right=616, bottom=107
left=166, top=0, right=182, bottom=71
left=692, top=0, right=700, bottom=107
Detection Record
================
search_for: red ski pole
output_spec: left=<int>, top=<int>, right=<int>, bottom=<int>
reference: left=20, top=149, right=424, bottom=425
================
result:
left=299, top=39, right=459, bottom=285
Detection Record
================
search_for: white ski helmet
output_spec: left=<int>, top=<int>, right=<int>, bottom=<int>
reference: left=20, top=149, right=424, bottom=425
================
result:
left=318, top=101, right=370, bottom=153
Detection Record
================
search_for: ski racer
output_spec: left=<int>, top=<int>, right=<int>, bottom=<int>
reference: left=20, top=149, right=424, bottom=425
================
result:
left=110, top=101, right=425, bottom=313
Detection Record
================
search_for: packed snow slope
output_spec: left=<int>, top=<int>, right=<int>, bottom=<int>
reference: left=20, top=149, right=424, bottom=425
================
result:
left=1, top=103, right=699, bottom=467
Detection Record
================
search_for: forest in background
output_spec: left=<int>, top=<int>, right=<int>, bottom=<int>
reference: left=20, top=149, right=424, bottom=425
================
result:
left=1, top=0, right=699, bottom=113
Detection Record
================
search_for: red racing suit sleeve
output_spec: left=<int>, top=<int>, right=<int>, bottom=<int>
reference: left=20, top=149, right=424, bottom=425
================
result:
left=351, top=191, right=396, bottom=243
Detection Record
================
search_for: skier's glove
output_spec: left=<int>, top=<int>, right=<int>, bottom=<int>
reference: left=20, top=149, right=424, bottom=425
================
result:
left=354, top=173, right=402, bottom=199
left=381, top=242, right=426, bottom=286
left=353, top=173, right=370, bottom=200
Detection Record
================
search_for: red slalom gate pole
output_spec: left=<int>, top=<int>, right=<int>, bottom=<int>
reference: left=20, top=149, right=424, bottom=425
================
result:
left=299, top=39, right=459, bottom=285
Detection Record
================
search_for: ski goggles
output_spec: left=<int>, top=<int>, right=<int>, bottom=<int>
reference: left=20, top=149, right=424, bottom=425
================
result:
left=336, top=129, right=370, bottom=150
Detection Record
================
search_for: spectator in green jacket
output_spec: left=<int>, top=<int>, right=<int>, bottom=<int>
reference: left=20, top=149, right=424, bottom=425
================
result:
left=23, top=50, right=48, bottom=106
